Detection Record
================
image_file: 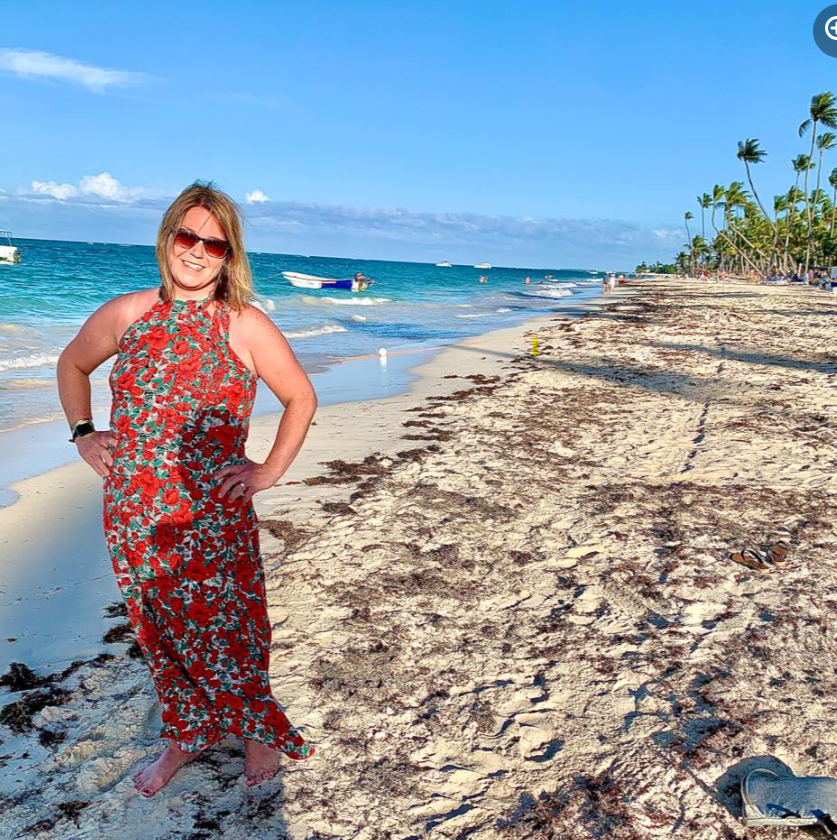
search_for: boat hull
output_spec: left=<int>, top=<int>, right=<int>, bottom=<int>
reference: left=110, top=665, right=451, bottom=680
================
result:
left=0, top=246, right=19, bottom=264
left=282, top=271, right=356, bottom=290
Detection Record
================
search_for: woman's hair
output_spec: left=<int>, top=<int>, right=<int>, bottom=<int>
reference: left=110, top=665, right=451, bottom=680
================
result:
left=156, top=180, right=253, bottom=311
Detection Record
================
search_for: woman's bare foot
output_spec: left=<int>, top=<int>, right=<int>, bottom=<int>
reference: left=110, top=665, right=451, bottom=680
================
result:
left=133, top=741, right=204, bottom=798
left=244, top=738, right=281, bottom=786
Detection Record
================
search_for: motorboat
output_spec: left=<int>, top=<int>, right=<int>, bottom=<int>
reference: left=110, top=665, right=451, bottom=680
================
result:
left=435, top=260, right=452, bottom=267
left=474, top=262, right=491, bottom=269
left=282, top=271, right=373, bottom=291
left=0, top=230, right=20, bottom=264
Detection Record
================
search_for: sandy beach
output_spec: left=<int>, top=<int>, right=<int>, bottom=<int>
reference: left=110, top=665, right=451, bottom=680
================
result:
left=4, top=278, right=837, bottom=838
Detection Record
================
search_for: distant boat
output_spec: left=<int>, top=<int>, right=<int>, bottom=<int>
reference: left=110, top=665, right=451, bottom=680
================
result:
left=435, top=260, right=452, bottom=267
left=474, top=262, right=491, bottom=269
left=282, top=271, right=373, bottom=291
left=0, top=229, right=20, bottom=264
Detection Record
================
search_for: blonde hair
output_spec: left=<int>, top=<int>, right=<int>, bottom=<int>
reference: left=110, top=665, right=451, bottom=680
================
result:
left=156, top=180, right=253, bottom=312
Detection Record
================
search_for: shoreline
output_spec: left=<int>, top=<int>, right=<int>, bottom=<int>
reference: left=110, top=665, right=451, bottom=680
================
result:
left=0, top=285, right=624, bottom=678
left=0, top=283, right=604, bottom=509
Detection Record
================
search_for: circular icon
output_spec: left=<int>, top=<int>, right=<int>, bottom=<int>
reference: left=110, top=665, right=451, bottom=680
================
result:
left=815, top=6, right=837, bottom=55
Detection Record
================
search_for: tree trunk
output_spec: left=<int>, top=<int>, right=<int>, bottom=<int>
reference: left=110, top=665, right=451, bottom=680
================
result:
left=804, top=123, right=818, bottom=273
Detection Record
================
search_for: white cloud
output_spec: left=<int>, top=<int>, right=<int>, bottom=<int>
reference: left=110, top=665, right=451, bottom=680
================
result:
left=31, top=180, right=78, bottom=200
left=0, top=48, right=147, bottom=93
left=3, top=177, right=681, bottom=264
left=27, top=173, right=146, bottom=202
left=651, top=228, right=681, bottom=240
left=79, top=173, right=135, bottom=201
left=246, top=189, right=271, bottom=204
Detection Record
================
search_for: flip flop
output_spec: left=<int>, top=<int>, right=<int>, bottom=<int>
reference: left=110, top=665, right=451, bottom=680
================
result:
left=730, top=549, right=770, bottom=573
left=766, top=540, right=791, bottom=565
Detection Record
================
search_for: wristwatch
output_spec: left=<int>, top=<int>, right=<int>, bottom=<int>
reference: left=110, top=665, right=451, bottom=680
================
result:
left=69, top=418, right=96, bottom=443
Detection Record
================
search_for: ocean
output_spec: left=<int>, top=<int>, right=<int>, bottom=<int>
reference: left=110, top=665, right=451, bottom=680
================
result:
left=0, top=238, right=604, bottom=434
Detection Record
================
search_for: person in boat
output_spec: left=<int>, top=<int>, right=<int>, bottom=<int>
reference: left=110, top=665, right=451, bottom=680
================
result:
left=352, top=272, right=373, bottom=291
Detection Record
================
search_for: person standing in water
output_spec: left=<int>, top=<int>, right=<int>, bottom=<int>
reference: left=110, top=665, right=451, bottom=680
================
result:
left=57, top=181, right=318, bottom=797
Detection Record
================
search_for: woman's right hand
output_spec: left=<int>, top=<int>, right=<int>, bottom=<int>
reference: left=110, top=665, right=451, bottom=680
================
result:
left=76, top=431, right=117, bottom=478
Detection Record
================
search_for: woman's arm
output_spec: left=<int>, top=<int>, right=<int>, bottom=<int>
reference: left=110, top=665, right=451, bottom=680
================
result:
left=215, top=305, right=318, bottom=501
left=56, top=296, right=125, bottom=476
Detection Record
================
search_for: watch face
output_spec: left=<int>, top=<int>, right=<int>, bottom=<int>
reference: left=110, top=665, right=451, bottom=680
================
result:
left=74, top=422, right=95, bottom=439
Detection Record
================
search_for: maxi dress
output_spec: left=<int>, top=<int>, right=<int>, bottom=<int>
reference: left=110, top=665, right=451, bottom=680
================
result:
left=102, top=286, right=315, bottom=758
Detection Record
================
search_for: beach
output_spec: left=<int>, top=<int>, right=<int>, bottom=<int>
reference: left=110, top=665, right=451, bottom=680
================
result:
left=4, top=277, right=837, bottom=838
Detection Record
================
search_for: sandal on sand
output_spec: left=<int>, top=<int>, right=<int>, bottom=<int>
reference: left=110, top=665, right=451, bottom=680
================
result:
left=766, top=540, right=791, bottom=565
left=742, top=768, right=837, bottom=833
left=730, top=549, right=770, bottom=573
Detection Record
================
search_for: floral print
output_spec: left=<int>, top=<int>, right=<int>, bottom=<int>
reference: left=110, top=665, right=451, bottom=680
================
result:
left=102, top=286, right=314, bottom=758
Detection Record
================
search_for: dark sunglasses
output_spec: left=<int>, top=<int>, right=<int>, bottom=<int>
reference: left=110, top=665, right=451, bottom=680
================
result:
left=173, top=228, right=230, bottom=259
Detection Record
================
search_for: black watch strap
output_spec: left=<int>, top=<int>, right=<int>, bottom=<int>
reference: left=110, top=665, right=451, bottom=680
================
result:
left=69, top=420, right=96, bottom=443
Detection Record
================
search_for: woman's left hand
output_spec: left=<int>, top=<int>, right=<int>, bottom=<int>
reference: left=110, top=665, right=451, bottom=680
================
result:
left=214, top=458, right=281, bottom=504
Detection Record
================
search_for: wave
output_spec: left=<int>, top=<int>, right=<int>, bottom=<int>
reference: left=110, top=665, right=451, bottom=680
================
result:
left=456, top=312, right=492, bottom=319
left=496, top=307, right=511, bottom=313
left=0, top=322, right=39, bottom=337
left=284, top=324, right=348, bottom=339
left=517, top=287, right=574, bottom=299
left=0, top=377, right=55, bottom=390
left=300, top=295, right=392, bottom=307
left=0, top=352, right=61, bottom=372
left=349, top=314, right=368, bottom=322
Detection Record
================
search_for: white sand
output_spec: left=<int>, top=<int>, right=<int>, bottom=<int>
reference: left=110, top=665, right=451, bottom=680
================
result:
left=15, top=280, right=837, bottom=838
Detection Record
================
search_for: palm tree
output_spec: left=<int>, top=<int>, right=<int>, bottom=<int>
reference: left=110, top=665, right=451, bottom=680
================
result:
left=736, top=140, right=774, bottom=228
left=684, top=212, right=694, bottom=273
left=710, top=183, right=762, bottom=276
left=697, top=193, right=711, bottom=268
left=829, top=167, right=837, bottom=237
left=698, top=193, right=711, bottom=239
left=787, top=155, right=813, bottom=256
left=799, top=91, right=837, bottom=271
left=737, top=138, right=786, bottom=271
left=812, top=133, right=837, bottom=264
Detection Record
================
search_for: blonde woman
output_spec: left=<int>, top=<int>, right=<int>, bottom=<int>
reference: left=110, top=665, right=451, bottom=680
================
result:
left=57, top=181, right=318, bottom=797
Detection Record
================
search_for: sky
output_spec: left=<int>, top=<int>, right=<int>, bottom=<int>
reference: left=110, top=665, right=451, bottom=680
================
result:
left=1, top=0, right=835, bottom=268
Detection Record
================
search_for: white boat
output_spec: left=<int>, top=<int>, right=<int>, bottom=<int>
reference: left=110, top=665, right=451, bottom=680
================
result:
left=0, top=230, right=20, bottom=264
left=474, top=262, right=491, bottom=269
left=282, top=271, right=372, bottom=291
left=435, top=260, right=452, bottom=267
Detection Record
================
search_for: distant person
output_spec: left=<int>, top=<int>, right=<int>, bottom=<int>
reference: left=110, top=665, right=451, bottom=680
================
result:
left=478, top=275, right=488, bottom=283
left=524, top=276, right=531, bottom=284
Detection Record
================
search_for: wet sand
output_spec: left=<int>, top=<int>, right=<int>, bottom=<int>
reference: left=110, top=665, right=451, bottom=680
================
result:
left=6, top=279, right=837, bottom=839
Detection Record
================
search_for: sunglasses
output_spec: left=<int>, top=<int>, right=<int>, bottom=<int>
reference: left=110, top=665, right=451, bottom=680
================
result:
left=173, top=228, right=230, bottom=259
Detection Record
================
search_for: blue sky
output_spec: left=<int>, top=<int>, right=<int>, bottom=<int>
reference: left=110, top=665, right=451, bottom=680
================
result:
left=1, top=0, right=835, bottom=267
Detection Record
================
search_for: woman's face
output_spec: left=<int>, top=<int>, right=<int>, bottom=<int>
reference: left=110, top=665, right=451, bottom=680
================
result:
left=167, top=206, right=229, bottom=295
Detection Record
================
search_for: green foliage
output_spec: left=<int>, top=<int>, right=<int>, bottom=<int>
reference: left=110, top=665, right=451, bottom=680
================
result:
left=642, top=91, right=837, bottom=277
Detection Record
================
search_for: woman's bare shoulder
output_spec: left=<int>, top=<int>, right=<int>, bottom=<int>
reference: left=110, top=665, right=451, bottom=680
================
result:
left=106, top=287, right=159, bottom=321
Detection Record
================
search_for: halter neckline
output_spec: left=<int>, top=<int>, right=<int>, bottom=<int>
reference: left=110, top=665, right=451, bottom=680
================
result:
left=157, top=286, right=218, bottom=307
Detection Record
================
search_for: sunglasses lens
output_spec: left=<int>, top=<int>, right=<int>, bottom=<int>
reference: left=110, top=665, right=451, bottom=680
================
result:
left=174, top=229, right=199, bottom=250
left=173, top=229, right=229, bottom=259
left=205, top=239, right=229, bottom=259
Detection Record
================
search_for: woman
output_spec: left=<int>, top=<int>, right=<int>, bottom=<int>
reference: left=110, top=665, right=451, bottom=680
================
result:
left=56, top=181, right=318, bottom=797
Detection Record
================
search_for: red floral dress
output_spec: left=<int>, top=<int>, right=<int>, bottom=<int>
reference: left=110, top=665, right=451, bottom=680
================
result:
left=102, top=286, right=315, bottom=758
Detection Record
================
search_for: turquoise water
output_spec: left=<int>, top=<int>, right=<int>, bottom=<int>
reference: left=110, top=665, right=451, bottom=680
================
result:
left=0, top=238, right=603, bottom=432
